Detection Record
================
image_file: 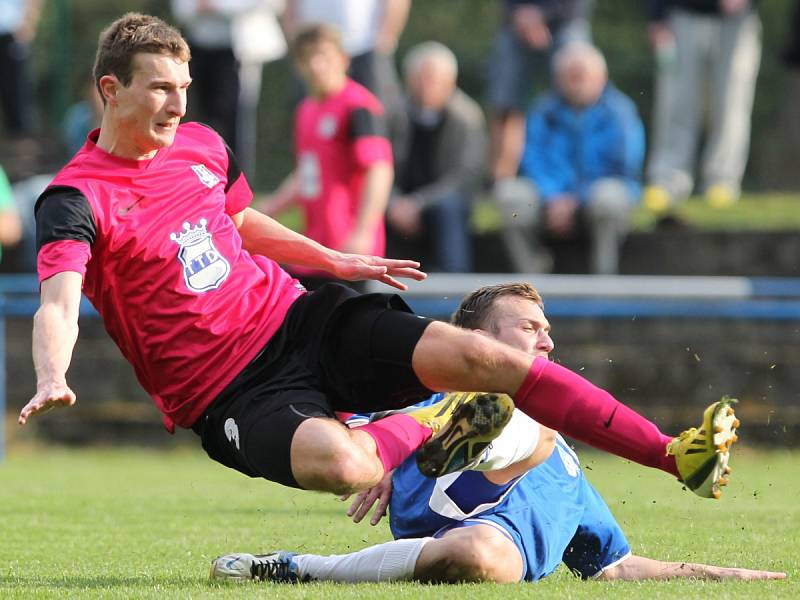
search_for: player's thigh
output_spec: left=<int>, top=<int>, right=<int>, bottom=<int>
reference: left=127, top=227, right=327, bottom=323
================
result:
left=418, top=523, right=523, bottom=583
left=321, top=291, right=435, bottom=412
left=197, top=385, right=337, bottom=489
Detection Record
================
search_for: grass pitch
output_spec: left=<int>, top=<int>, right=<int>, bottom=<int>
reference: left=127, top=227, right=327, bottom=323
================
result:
left=0, top=445, right=797, bottom=599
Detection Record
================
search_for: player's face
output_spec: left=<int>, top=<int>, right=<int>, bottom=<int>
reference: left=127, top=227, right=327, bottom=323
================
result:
left=486, top=296, right=554, bottom=359
left=112, top=52, right=191, bottom=158
left=408, top=59, right=455, bottom=111
left=296, top=41, right=349, bottom=97
left=556, top=61, right=605, bottom=108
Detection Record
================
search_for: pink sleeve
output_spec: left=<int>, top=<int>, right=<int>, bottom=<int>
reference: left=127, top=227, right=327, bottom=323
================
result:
left=353, top=136, right=393, bottom=169
left=37, top=240, right=91, bottom=283
left=225, top=174, right=253, bottom=215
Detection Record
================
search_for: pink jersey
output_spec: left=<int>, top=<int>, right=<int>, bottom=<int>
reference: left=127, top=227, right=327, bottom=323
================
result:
left=36, top=123, right=305, bottom=431
left=293, top=78, right=392, bottom=278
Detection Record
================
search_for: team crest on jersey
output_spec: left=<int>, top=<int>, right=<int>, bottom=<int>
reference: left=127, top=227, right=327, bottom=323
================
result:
left=318, top=114, right=338, bottom=138
left=170, top=218, right=231, bottom=293
left=191, top=164, right=220, bottom=189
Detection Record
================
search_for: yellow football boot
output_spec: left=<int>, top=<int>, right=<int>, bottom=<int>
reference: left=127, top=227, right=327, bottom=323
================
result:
left=666, top=396, right=740, bottom=499
left=415, top=392, right=515, bottom=477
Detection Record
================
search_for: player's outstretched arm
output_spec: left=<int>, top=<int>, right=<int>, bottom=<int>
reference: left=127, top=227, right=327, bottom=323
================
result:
left=599, top=554, right=786, bottom=581
left=19, top=271, right=82, bottom=425
left=235, top=207, right=426, bottom=289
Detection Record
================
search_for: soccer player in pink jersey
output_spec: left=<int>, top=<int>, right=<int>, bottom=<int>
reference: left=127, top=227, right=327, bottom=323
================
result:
left=20, top=13, right=736, bottom=502
left=260, top=25, right=393, bottom=290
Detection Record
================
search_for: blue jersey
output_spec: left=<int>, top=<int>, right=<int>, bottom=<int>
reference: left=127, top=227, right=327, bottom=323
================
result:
left=377, top=395, right=630, bottom=581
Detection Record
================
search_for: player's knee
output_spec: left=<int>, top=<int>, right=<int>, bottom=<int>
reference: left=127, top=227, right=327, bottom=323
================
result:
left=444, top=531, right=521, bottom=583
left=323, top=444, right=381, bottom=494
left=292, top=426, right=380, bottom=494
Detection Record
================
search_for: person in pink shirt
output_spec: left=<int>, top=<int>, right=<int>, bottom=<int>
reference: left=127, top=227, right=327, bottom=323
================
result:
left=20, top=13, right=737, bottom=506
left=261, top=24, right=393, bottom=290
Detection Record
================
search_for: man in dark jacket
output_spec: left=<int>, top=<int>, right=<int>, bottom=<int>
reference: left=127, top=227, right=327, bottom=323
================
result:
left=388, top=42, right=487, bottom=273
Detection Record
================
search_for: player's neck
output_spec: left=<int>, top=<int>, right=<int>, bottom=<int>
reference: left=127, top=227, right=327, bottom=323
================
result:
left=309, top=75, right=348, bottom=100
left=96, top=113, right=159, bottom=161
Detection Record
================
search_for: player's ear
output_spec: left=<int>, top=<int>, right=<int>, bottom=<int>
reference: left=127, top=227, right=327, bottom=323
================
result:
left=98, top=75, right=120, bottom=105
left=472, top=329, right=491, bottom=338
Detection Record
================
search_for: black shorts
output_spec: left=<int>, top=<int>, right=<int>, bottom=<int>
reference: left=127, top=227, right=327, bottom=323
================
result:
left=192, top=283, right=434, bottom=488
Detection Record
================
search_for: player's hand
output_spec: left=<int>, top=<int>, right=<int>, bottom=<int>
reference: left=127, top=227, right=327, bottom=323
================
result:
left=511, top=5, right=551, bottom=49
left=647, top=22, right=675, bottom=52
left=702, top=565, right=786, bottom=580
left=720, top=0, right=750, bottom=15
left=387, top=197, right=423, bottom=236
left=341, top=470, right=394, bottom=525
left=18, top=382, right=76, bottom=425
left=545, top=195, right=579, bottom=237
left=342, top=230, right=375, bottom=256
left=330, top=253, right=427, bottom=291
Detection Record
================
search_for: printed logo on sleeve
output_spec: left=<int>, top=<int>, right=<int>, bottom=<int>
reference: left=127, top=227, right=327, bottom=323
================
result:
left=170, top=218, right=231, bottom=293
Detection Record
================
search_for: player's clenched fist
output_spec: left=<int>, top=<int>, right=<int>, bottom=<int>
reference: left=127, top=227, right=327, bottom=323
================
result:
left=18, top=383, right=76, bottom=425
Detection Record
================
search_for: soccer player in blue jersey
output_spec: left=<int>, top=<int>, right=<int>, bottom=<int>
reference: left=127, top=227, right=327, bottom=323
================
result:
left=211, top=283, right=785, bottom=584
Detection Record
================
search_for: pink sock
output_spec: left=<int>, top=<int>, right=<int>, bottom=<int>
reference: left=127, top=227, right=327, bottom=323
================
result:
left=356, top=414, right=433, bottom=474
left=515, top=358, right=679, bottom=478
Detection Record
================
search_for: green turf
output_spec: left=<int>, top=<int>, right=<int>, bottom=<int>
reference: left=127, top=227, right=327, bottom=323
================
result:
left=269, top=193, right=800, bottom=239
left=0, top=445, right=797, bottom=598
left=470, top=193, right=800, bottom=234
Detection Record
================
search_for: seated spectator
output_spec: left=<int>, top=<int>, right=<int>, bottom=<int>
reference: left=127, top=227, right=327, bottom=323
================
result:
left=497, top=42, right=644, bottom=275
left=387, top=42, right=487, bottom=273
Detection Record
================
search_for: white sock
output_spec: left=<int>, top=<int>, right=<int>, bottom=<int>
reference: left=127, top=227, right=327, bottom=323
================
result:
left=473, top=409, right=540, bottom=471
left=293, top=537, right=431, bottom=582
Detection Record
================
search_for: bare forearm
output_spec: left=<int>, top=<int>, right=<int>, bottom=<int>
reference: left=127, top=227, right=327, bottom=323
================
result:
left=239, top=207, right=338, bottom=270
left=601, top=554, right=786, bottom=581
left=377, top=0, right=410, bottom=52
left=33, top=303, right=79, bottom=388
left=353, top=161, right=392, bottom=240
left=260, top=172, right=299, bottom=216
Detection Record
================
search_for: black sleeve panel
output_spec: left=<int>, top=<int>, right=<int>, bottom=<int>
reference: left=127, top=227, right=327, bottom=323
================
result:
left=349, top=107, right=389, bottom=139
left=35, top=186, right=97, bottom=252
left=193, top=121, right=243, bottom=192
left=224, top=141, right=243, bottom=193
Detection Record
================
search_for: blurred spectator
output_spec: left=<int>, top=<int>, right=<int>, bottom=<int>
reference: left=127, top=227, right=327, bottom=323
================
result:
left=486, top=0, right=592, bottom=183
left=0, top=0, right=41, bottom=138
left=283, top=0, right=409, bottom=145
left=258, top=24, right=393, bottom=290
left=171, top=0, right=287, bottom=174
left=387, top=42, right=487, bottom=273
left=0, top=165, right=22, bottom=262
left=61, top=77, right=103, bottom=157
left=643, top=0, right=761, bottom=211
left=497, top=43, right=644, bottom=275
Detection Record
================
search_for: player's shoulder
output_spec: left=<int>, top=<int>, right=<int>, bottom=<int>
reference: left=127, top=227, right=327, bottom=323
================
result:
left=177, top=121, right=226, bottom=148
left=342, top=79, right=384, bottom=114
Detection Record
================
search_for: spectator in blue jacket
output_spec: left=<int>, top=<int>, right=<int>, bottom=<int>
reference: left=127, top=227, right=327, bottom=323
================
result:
left=497, top=42, right=644, bottom=274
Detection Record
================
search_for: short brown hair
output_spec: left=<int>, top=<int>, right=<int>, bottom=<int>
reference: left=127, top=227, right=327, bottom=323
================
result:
left=290, top=23, right=345, bottom=62
left=451, top=282, right=544, bottom=330
left=93, top=13, right=190, bottom=95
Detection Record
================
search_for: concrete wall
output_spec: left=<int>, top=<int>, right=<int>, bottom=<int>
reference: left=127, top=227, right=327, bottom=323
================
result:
left=5, top=313, right=798, bottom=447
